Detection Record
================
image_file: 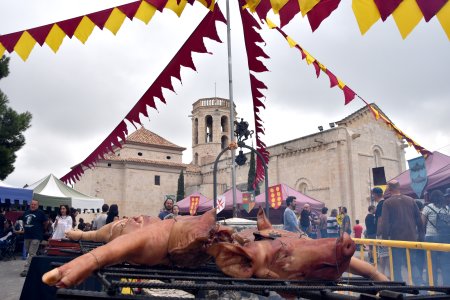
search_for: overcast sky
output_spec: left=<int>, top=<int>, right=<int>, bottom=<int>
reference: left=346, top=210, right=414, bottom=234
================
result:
left=1, top=0, right=449, bottom=187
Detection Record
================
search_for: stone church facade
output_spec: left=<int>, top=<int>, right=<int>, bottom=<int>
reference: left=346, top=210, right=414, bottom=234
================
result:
left=74, top=97, right=406, bottom=223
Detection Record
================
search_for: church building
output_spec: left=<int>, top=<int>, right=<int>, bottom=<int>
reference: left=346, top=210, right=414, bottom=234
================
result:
left=74, top=97, right=406, bottom=223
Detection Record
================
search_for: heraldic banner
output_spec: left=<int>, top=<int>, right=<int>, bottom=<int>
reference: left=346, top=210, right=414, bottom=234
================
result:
left=189, top=196, right=200, bottom=215
left=408, top=156, right=428, bottom=198
left=242, top=192, right=255, bottom=213
left=269, top=184, right=282, bottom=209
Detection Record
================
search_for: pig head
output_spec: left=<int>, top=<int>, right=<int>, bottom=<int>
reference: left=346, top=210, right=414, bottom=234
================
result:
left=208, top=234, right=356, bottom=280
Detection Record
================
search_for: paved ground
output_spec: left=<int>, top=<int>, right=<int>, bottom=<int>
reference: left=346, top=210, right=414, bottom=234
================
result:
left=0, top=257, right=26, bottom=300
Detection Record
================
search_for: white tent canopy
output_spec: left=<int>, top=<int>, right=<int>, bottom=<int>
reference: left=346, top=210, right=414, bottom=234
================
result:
left=26, top=174, right=104, bottom=210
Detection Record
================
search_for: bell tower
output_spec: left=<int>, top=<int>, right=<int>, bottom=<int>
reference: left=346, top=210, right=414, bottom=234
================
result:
left=191, top=97, right=236, bottom=165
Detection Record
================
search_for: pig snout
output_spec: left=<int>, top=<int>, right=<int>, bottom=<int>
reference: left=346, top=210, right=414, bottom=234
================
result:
left=337, top=233, right=356, bottom=258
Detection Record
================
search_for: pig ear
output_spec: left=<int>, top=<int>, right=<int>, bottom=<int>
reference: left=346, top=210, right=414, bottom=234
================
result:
left=207, top=243, right=254, bottom=278
left=201, top=208, right=217, bottom=222
left=257, top=207, right=273, bottom=230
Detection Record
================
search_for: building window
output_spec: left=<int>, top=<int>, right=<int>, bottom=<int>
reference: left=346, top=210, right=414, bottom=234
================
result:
left=194, top=153, right=199, bottom=165
left=138, top=152, right=143, bottom=156
left=221, top=116, right=228, bottom=132
left=299, top=183, right=308, bottom=194
left=154, top=175, right=160, bottom=185
left=107, top=163, right=111, bottom=167
left=205, top=115, right=213, bottom=143
left=374, top=149, right=381, bottom=167
left=194, top=118, right=198, bottom=145
left=221, top=135, right=228, bottom=150
left=166, top=156, right=171, bottom=160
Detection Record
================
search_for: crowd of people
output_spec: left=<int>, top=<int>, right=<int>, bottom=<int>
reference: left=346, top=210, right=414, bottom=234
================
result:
left=0, top=200, right=122, bottom=277
left=282, top=180, right=450, bottom=285
left=283, top=196, right=354, bottom=239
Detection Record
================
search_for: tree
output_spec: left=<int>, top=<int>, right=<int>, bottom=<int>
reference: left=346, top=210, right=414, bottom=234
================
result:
left=0, top=55, right=32, bottom=180
left=176, top=170, right=185, bottom=201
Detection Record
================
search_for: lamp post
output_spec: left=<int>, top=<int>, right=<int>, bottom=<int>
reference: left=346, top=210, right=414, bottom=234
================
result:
left=213, top=118, right=269, bottom=218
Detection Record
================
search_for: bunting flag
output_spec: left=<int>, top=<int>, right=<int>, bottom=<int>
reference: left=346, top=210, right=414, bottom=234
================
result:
left=61, top=5, right=226, bottom=184
left=268, top=184, right=283, bottom=209
left=239, top=2, right=270, bottom=188
left=241, top=192, right=256, bottom=213
left=1, top=0, right=449, bottom=60
left=262, top=15, right=431, bottom=156
left=392, top=0, right=423, bottom=39
left=0, top=0, right=216, bottom=61
left=367, top=104, right=432, bottom=157
left=189, top=195, right=200, bottom=215
left=352, top=0, right=381, bottom=35
left=265, top=18, right=356, bottom=104
left=256, top=0, right=449, bottom=39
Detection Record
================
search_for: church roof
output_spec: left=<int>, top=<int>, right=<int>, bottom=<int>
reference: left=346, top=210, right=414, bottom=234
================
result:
left=335, top=103, right=391, bottom=125
left=102, top=155, right=200, bottom=173
left=126, top=127, right=185, bottom=150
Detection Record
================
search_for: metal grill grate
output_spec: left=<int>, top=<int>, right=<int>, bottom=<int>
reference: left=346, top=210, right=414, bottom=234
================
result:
left=53, top=241, right=450, bottom=299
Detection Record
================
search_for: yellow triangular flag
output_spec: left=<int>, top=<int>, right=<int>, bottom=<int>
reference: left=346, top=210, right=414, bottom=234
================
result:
left=392, top=0, right=423, bottom=39
left=165, top=0, right=188, bottom=17
left=135, top=1, right=157, bottom=24
left=45, top=24, right=66, bottom=53
left=318, top=62, right=326, bottom=71
left=286, top=36, right=297, bottom=47
left=352, top=0, right=381, bottom=35
left=14, top=31, right=37, bottom=61
left=197, top=0, right=216, bottom=10
left=337, top=78, right=345, bottom=89
left=74, top=16, right=96, bottom=44
left=299, top=0, right=320, bottom=17
left=303, top=49, right=315, bottom=65
left=245, top=0, right=262, bottom=12
left=0, top=43, right=5, bottom=57
left=104, top=8, right=127, bottom=35
left=270, top=0, right=290, bottom=14
left=437, top=1, right=450, bottom=40
left=266, top=18, right=277, bottom=29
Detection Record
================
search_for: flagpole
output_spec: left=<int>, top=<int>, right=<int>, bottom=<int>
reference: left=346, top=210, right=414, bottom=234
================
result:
left=226, top=0, right=238, bottom=217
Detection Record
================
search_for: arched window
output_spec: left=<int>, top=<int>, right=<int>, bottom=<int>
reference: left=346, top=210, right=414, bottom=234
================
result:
left=194, top=153, right=199, bottom=165
left=205, top=115, right=213, bottom=143
left=374, top=149, right=382, bottom=167
left=194, top=118, right=198, bottom=145
left=221, top=135, right=228, bottom=150
left=221, top=116, right=228, bottom=133
left=298, top=182, right=308, bottom=194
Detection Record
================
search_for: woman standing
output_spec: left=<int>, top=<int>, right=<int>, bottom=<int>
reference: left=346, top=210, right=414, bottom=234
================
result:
left=52, top=205, right=72, bottom=240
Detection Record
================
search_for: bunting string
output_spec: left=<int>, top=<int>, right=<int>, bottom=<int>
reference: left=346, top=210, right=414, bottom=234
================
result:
left=239, top=1, right=270, bottom=188
left=61, top=5, right=226, bottom=184
left=264, top=16, right=432, bottom=157
left=0, top=0, right=216, bottom=61
left=241, top=0, right=450, bottom=40
left=1, top=0, right=448, bottom=62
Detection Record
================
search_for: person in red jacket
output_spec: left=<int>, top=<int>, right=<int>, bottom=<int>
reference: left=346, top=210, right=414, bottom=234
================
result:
left=353, top=219, right=363, bottom=238
left=353, top=219, right=364, bottom=251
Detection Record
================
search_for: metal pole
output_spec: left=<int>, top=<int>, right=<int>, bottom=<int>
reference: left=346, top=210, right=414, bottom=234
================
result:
left=226, top=0, right=237, bottom=217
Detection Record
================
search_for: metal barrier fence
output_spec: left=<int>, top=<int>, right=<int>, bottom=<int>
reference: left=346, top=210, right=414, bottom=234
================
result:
left=353, top=238, right=450, bottom=286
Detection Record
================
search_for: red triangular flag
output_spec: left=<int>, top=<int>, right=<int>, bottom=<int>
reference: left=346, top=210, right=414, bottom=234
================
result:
left=373, top=0, right=403, bottom=21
